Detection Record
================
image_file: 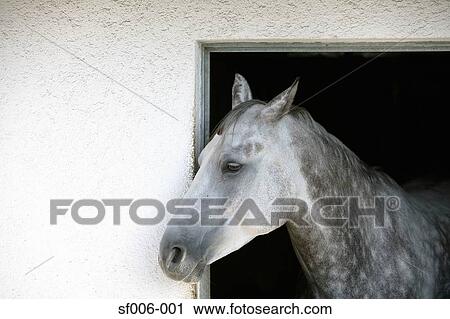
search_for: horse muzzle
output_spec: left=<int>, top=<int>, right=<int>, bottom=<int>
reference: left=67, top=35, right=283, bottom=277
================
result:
left=159, top=236, right=207, bottom=283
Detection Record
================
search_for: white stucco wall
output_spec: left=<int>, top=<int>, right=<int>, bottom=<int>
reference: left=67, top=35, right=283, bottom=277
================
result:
left=0, top=0, right=449, bottom=298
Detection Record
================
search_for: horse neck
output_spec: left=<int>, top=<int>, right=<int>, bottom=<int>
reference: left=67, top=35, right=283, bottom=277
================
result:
left=285, top=121, right=421, bottom=297
left=291, top=120, right=403, bottom=200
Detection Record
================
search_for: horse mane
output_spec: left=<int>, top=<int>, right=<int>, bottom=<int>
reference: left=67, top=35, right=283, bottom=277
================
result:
left=288, top=107, right=402, bottom=199
left=211, top=100, right=401, bottom=198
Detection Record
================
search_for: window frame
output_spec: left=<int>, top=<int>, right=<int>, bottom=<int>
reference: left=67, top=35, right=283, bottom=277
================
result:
left=193, top=40, right=450, bottom=298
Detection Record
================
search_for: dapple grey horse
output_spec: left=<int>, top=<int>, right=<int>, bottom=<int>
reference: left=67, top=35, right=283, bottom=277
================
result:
left=159, top=74, right=450, bottom=298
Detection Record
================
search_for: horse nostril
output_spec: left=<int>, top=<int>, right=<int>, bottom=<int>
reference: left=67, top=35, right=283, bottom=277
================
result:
left=168, top=246, right=185, bottom=266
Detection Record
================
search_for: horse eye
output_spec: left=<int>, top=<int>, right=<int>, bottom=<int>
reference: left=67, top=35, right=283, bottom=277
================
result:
left=226, top=162, right=242, bottom=172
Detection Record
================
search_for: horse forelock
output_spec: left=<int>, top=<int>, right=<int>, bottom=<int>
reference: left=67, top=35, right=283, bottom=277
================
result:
left=211, top=99, right=266, bottom=138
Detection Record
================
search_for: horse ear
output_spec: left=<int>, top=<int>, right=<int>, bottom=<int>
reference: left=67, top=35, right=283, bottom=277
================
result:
left=262, top=78, right=299, bottom=120
left=232, top=74, right=253, bottom=109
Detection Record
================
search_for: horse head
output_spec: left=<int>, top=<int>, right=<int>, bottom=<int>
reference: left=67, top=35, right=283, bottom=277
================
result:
left=159, top=74, right=310, bottom=282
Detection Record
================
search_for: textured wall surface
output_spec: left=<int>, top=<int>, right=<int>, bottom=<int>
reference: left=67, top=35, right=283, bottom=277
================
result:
left=0, top=0, right=449, bottom=298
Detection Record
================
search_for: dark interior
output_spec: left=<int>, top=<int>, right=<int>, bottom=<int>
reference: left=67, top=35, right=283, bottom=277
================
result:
left=208, top=51, right=450, bottom=298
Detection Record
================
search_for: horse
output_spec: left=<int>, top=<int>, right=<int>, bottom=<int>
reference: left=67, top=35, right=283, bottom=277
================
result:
left=159, top=74, right=450, bottom=298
